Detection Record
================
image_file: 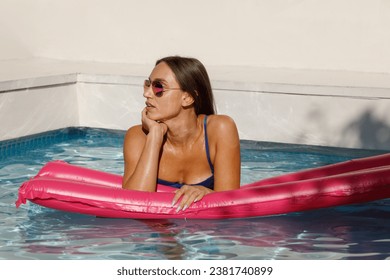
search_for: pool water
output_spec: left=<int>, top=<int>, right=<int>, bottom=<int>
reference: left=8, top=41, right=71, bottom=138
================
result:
left=1, top=127, right=389, bottom=260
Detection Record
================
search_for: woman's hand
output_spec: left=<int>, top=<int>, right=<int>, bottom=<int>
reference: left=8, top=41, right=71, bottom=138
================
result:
left=172, top=185, right=213, bottom=212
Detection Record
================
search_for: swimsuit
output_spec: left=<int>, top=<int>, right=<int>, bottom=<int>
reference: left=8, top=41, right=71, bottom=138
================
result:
left=157, top=115, right=214, bottom=189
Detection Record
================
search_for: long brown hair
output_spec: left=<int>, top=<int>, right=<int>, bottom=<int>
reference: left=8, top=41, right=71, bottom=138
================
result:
left=156, top=56, right=216, bottom=115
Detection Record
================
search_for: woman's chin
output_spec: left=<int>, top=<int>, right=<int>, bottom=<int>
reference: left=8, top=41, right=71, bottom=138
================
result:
left=147, top=113, right=163, bottom=122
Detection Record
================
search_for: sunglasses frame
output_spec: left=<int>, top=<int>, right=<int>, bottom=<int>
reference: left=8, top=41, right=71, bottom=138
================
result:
left=144, top=79, right=181, bottom=97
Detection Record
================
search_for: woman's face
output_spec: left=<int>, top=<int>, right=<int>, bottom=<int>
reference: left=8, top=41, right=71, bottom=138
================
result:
left=143, top=62, right=184, bottom=121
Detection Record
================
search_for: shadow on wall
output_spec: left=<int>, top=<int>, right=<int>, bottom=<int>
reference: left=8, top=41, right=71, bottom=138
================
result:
left=296, top=107, right=390, bottom=151
left=341, top=110, right=390, bottom=151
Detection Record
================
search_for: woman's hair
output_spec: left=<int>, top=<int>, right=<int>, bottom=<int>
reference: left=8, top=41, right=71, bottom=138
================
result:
left=156, top=56, right=216, bottom=115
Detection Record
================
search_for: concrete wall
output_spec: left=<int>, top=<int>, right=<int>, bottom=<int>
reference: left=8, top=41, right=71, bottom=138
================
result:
left=1, top=66, right=389, bottom=150
left=1, top=1, right=389, bottom=150
left=1, top=0, right=389, bottom=73
left=0, top=83, right=79, bottom=140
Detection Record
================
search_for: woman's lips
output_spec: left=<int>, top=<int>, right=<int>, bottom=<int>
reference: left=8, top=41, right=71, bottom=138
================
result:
left=145, top=102, right=155, bottom=108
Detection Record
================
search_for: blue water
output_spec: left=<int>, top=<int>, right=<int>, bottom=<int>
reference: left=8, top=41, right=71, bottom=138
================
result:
left=0, top=127, right=389, bottom=260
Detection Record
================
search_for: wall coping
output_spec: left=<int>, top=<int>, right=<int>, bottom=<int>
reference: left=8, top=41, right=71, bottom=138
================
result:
left=1, top=58, right=390, bottom=99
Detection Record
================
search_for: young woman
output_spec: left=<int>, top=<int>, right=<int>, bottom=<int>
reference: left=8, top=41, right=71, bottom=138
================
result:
left=122, top=56, right=240, bottom=212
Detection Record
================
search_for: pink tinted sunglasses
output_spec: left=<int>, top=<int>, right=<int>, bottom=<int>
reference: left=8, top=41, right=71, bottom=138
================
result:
left=144, top=79, right=181, bottom=97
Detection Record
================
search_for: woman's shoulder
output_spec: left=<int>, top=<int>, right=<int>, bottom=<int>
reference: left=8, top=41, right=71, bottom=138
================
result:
left=206, top=114, right=237, bottom=130
left=206, top=115, right=240, bottom=163
left=206, top=114, right=239, bottom=139
left=125, top=124, right=144, bottom=134
left=124, top=124, right=146, bottom=143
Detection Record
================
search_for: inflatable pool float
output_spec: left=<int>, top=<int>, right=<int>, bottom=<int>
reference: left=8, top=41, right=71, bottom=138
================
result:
left=16, top=153, right=390, bottom=219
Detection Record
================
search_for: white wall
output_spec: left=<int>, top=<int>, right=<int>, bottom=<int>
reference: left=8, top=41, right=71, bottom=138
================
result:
left=1, top=0, right=390, bottom=73
left=0, top=84, right=79, bottom=140
left=1, top=1, right=389, bottom=150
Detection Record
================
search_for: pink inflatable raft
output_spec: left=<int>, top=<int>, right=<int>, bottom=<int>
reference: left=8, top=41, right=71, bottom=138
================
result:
left=16, top=153, right=390, bottom=219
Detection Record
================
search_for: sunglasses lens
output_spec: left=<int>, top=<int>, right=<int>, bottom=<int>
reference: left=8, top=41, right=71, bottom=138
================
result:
left=152, top=81, right=164, bottom=97
left=144, top=79, right=165, bottom=97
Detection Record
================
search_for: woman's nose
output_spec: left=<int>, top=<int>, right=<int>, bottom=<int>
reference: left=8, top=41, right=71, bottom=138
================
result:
left=143, top=86, right=153, bottom=98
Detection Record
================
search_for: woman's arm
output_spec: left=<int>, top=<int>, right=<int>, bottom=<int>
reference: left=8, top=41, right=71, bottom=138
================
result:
left=122, top=109, right=167, bottom=191
left=212, top=115, right=241, bottom=191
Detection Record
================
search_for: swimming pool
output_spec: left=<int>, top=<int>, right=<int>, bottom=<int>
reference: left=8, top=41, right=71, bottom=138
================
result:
left=1, top=127, right=389, bottom=260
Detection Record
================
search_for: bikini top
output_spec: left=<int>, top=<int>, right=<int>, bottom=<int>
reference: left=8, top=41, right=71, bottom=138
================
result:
left=157, top=115, right=214, bottom=190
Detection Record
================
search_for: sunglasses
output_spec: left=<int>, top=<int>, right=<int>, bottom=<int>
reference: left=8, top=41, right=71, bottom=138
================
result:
left=144, top=79, right=181, bottom=97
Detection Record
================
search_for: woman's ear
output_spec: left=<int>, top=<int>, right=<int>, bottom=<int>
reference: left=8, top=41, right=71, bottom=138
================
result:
left=182, top=92, right=195, bottom=107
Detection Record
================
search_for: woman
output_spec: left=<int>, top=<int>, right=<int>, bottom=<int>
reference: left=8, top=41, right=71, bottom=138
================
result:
left=122, top=56, right=241, bottom=212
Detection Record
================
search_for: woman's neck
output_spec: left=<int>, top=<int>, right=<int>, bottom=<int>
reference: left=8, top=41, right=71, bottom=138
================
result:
left=165, top=112, right=203, bottom=147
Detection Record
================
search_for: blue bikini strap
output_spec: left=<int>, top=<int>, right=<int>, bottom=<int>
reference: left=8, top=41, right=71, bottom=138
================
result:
left=204, top=115, right=214, bottom=173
